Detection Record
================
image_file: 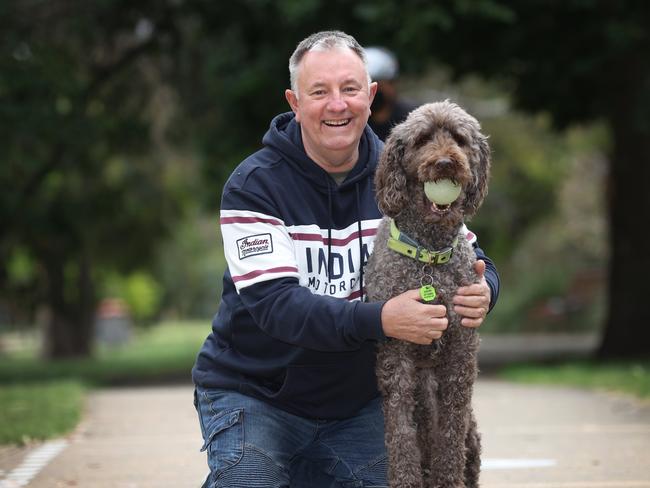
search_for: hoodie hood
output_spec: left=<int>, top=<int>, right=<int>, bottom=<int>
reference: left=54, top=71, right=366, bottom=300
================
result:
left=262, top=112, right=383, bottom=193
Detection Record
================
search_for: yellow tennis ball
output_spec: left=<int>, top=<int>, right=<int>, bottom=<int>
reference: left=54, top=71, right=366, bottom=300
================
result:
left=423, top=179, right=462, bottom=205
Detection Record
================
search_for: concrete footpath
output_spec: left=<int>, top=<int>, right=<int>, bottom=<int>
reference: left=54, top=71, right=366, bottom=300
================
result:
left=1, top=335, right=649, bottom=487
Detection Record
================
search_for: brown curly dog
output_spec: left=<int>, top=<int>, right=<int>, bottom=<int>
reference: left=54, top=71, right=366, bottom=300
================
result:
left=365, top=100, right=491, bottom=488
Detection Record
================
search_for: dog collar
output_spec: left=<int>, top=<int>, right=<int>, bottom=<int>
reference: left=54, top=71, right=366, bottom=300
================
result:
left=387, top=219, right=458, bottom=265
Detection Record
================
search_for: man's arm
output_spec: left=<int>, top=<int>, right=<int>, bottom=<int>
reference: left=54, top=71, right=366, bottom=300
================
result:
left=453, top=245, right=500, bottom=328
left=221, top=187, right=386, bottom=351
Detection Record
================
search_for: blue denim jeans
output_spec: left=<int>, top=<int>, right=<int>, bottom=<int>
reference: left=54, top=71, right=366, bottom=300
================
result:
left=194, top=386, right=388, bottom=488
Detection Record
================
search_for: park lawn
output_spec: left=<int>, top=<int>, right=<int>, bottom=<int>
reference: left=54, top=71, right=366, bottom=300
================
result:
left=499, top=358, right=650, bottom=398
left=0, top=320, right=209, bottom=386
left=0, top=321, right=209, bottom=445
left=0, top=380, right=85, bottom=445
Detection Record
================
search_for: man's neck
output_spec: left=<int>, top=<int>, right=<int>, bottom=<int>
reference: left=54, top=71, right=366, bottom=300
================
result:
left=304, top=144, right=359, bottom=174
left=329, top=169, right=351, bottom=186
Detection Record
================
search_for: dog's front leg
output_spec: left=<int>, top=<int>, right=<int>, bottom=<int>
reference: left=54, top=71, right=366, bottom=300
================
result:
left=377, top=341, right=424, bottom=488
left=427, top=335, right=478, bottom=488
left=415, top=365, right=438, bottom=486
left=463, top=410, right=481, bottom=488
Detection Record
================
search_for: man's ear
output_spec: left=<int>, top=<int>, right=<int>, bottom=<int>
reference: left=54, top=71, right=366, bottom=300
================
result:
left=285, top=89, right=300, bottom=120
left=368, top=81, right=378, bottom=105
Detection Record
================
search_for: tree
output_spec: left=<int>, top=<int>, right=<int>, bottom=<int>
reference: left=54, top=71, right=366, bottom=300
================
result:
left=0, top=1, right=188, bottom=357
left=390, top=0, right=649, bottom=357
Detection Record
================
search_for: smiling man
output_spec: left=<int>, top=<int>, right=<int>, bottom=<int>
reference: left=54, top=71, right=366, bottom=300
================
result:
left=192, top=31, right=500, bottom=488
left=285, top=45, right=377, bottom=172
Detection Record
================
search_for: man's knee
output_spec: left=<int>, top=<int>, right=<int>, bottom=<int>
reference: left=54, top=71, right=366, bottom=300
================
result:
left=208, top=445, right=289, bottom=488
left=352, top=455, right=388, bottom=487
left=196, top=388, right=294, bottom=487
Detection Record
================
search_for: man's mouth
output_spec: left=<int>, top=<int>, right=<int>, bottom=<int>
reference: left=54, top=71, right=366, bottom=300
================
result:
left=323, top=119, right=351, bottom=127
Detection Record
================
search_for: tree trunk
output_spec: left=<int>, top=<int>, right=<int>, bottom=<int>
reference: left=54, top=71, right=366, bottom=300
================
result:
left=598, top=85, right=650, bottom=358
left=43, top=252, right=96, bottom=359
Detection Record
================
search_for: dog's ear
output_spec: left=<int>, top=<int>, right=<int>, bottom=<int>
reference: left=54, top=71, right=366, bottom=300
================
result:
left=464, top=134, right=491, bottom=217
left=375, top=134, right=408, bottom=217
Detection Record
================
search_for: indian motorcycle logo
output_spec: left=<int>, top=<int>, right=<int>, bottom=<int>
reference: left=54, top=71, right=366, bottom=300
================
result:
left=237, top=233, right=273, bottom=259
left=303, top=244, right=370, bottom=296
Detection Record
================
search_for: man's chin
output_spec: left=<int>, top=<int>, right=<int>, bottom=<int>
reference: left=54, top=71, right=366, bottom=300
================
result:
left=321, top=133, right=362, bottom=151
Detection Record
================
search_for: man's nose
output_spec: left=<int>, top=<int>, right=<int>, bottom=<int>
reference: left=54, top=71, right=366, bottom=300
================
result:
left=327, top=92, right=347, bottom=111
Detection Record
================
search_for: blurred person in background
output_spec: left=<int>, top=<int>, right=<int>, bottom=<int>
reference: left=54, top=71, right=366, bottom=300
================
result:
left=192, top=30, right=499, bottom=488
left=365, top=46, right=419, bottom=142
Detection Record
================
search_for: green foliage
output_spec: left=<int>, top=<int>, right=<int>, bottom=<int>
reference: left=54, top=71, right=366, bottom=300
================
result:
left=122, top=273, right=163, bottom=323
left=102, top=271, right=163, bottom=324
left=1, top=1, right=193, bottom=355
left=0, top=380, right=85, bottom=445
left=155, top=213, right=227, bottom=319
left=472, top=113, right=571, bottom=262
left=500, top=359, right=650, bottom=399
left=6, top=248, right=36, bottom=286
left=482, top=124, right=608, bottom=333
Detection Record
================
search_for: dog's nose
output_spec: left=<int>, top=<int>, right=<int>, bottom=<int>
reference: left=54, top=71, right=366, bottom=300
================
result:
left=436, top=158, right=453, bottom=169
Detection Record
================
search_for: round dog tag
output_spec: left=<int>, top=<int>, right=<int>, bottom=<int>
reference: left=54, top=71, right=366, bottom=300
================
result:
left=419, top=285, right=437, bottom=302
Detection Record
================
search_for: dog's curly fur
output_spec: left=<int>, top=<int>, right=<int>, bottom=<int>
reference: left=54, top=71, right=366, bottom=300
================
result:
left=365, top=100, right=491, bottom=488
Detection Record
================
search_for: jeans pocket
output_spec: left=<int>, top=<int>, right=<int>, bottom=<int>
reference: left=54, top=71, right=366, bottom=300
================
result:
left=200, top=407, right=244, bottom=476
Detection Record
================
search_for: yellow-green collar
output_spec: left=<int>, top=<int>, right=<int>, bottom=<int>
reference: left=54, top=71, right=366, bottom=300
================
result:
left=387, top=219, right=458, bottom=265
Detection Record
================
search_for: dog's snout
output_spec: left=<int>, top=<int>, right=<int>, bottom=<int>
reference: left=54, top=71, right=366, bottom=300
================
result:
left=436, top=158, right=453, bottom=169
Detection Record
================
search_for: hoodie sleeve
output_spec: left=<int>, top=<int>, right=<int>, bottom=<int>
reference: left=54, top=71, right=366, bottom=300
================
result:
left=461, top=224, right=500, bottom=311
left=220, top=187, right=386, bottom=352
left=473, top=244, right=500, bottom=312
left=239, top=278, right=386, bottom=351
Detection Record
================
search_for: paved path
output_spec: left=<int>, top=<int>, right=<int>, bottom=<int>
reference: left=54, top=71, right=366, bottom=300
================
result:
left=1, top=377, right=648, bottom=488
left=475, top=380, right=650, bottom=487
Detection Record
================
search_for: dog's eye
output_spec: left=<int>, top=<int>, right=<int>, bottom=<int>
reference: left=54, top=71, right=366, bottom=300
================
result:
left=452, top=133, right=467, bottom=146
left=414, top=134, right=430, bottom=148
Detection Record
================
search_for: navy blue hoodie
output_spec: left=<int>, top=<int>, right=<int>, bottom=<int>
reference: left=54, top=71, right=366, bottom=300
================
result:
left=192, top=112, right=499, bottom=419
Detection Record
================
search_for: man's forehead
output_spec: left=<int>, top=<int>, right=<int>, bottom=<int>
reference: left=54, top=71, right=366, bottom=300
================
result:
left=298, top=49, right=367, bottom=85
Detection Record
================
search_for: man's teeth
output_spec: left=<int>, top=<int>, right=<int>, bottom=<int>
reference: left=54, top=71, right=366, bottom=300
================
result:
left=324, top=119, right=350, bottom=126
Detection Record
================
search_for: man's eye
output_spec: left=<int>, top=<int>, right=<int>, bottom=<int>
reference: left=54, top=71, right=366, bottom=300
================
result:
left=311, top=89, right=326, bottom=96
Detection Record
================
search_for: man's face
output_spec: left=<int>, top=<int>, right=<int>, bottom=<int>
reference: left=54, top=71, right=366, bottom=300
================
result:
left=285, top=48, right=377, bottom=171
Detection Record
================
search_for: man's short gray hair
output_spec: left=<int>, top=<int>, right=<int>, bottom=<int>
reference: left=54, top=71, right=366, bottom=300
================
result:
left=288, top=30, right=370, bottom=95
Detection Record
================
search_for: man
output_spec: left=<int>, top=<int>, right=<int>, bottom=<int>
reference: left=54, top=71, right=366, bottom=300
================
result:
left=192, top=30, right=499, bottom=488
left=365, top=46, right=418, bottom=142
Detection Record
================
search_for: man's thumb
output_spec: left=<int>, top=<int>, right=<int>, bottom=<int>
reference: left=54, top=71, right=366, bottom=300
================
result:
left=474, top=259, right=486, bottom=277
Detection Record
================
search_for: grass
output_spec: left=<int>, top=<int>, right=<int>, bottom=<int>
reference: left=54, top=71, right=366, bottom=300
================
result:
left=0, top=320, right=209, bottom=386
left=499, top=358, right=650, bottom=399
left=0, top=320, right=210, bottom=445
left=0, top=380, right=85, bottom=445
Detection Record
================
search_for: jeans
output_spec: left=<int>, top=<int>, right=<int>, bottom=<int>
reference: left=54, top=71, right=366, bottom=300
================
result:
left=194, top=386, right=388, bottom=488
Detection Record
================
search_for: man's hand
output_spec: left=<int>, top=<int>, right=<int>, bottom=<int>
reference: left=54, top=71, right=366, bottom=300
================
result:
left=381, top=289, right=448, bottom=345
left=453, top=260, right=491, bottom=328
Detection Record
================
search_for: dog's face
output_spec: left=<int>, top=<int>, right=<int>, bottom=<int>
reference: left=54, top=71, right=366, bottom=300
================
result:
left=375, top=101, right=490, bottom=225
